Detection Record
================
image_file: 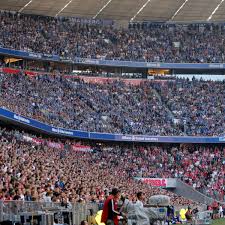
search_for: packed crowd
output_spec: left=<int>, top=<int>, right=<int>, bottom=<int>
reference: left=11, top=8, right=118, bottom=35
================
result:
left=0, top=72, right=224, bottom=136
left=1, top=11, right=225, bottom=62
left=151, top=79, right=225, bottom=136
left=0, top=128, right=197, bottom=205
left=0, top=72, right=178, bottom=135
left=135, top=144, right=225, bottom=201
left=0, top=127, right=224, bottom=205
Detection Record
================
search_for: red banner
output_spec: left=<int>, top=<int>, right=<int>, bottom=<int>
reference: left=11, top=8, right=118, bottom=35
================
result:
left=1, top=67, right=144, bottom=86
left=23, top=135, right=92, bottom=152
left=141, top=178, right=167, bottom=187
left=72, top=145, right=93, bottom=152
left=64, top=75, right=145, bottom=86
left=76, top=76, right=144, bottom=86
left=2, top=67, right=38, bottom=76
left=2, top=67, right=20, bottom=74
left=31, top=138, right=44, bottom=145
left=47, top=141, right=63, bottom=149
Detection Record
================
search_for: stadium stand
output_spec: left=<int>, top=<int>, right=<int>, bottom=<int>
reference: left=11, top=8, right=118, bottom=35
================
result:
left=0, top=72, right=224, bottom=136
left=1, top=12, right=225, bottom=63
left=0, top=127, right=224, bottom=203
left=151, top=80, right=225, bottom=136
left=0, top=127, right=190, bottom=204
left=0, top=3, right=224, bottom=224
left=1, top=0, right=225, bottom=22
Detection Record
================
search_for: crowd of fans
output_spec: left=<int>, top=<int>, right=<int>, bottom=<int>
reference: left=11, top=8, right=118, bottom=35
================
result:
left=0, top=10, right=224, bottom=223
left=1, top=11, right=225, bottom=62
left=0, top=72, right=177, bottom=135
left=0, top=127, right=224, bottom=206
left=0, top=72, right=224, bottom=136
left=151, top=78, right=225, bottom=136
left=0, top=128, right=197, bottom=205
left=136, top=144, right=225, bottom=201
left=0, top=10, right=224, bottom=205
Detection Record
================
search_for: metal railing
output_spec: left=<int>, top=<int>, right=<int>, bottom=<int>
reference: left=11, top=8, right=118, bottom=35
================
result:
left=0, top=200, right=99, bottom=225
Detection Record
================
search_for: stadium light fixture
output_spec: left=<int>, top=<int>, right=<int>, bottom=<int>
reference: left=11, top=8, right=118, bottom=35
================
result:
left=93, top=0, right=113, bottom=19
left=207, top=0, right=225, bottom=21
left=130, top=0, right=152, bottom=22
left=19, top=0, right=33, bottom=12
left=169, top=0, right=189, bottom=21
left=55, top=0, right=73, bottom=17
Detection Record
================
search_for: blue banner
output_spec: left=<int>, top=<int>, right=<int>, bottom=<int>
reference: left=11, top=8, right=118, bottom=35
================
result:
left=1, top=47, right=225, bottom=69
left=0, top=47, right=60, bottom=62
left=0, top=107, right=224, bottom=143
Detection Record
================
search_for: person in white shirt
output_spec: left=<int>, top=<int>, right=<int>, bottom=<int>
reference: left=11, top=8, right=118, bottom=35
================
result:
left=135, top=192, right=145, bottom=208
left=43, top=192, right=52, bottom=202
left=122, top=192, right=151, bottom=225
left=219, top=205, right=223, bottom=218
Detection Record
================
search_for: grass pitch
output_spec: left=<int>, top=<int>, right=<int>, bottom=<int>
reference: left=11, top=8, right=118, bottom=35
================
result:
left=212, top=218, right=225, bottom=225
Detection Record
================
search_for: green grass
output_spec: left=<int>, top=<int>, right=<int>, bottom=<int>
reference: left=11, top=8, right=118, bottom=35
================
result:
left=212, top=218, right=225, bottom=225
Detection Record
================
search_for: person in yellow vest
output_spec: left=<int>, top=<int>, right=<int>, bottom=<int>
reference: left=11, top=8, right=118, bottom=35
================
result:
left=95, top=210, right=105, bottom=225
left=179, top=208, right=187, bottom=223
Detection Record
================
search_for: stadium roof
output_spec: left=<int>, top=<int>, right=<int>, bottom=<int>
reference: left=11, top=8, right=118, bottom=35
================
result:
left=1, top=0, right=225, bottom=22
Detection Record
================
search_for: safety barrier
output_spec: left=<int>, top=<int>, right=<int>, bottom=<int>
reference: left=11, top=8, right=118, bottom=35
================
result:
left=2, top=46, right=225, bottom=70
left=0, top=200, right=99, bottom=225
left=0, top=107, right=225, bottom=144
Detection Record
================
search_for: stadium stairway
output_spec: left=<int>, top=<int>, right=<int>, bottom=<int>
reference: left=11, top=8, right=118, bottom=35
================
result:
left=151, top=88, right=176, bottom=121
left=171, top=179, right=220, bottom=205
left=152, top=88, right=187, bottom=135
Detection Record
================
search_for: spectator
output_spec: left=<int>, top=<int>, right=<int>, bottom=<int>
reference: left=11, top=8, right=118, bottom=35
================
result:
left=0, top=127, right=205, bottom=205
left=0, top=11, right=225, bottom=63
left=0, top=72, right=224, bottom=136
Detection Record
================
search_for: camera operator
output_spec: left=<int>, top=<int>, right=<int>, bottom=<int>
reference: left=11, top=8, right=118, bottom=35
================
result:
left=135, top=192, right=145, bottom=208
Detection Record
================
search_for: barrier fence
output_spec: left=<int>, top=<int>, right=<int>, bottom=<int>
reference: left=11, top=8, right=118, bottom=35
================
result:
left=0, top=200, right=99, bottom=225
left=0, top=200, right=214, bottom=225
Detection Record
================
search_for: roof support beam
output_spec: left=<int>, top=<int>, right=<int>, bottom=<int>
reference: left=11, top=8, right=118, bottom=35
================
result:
left=130, top=0, right=152, bottom=22
left=93, top=0, right=113, bottom=19
left=55, top=0, right=73, bottom=17
left=169, top=0, right=189, bottom=21
left=207, top=0, right=225, bottom=21
left=19, top=0, right=33, bottom=12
